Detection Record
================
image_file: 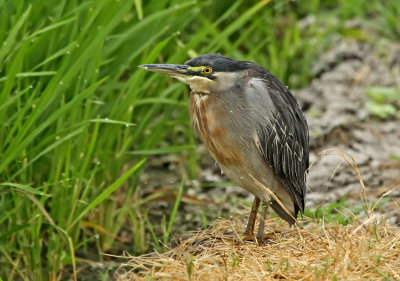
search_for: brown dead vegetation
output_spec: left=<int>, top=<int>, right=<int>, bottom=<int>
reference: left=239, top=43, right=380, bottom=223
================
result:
left=116, top=215, right=399, bottom=281
left=116, top=150, right=399, bottom=280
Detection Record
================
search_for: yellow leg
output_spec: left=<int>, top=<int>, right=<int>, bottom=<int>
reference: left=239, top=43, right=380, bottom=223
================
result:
left=256, top=201, right=269, bottom=241
left=243, top=197, right=260, bottom=240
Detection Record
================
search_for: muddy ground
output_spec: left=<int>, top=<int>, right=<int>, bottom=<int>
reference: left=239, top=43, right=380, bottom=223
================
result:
left=140, top=37, right=400, bottom=237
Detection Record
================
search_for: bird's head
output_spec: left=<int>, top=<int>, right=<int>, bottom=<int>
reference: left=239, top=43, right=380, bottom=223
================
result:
left=138, top=54, right=253, bottom=93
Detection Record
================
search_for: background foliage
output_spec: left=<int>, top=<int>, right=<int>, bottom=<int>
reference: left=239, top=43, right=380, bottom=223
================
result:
left=1, top=0, right=399, bottom=280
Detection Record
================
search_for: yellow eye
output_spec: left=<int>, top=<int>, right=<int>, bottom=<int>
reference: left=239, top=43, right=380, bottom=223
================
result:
left=202, top=67, right=212, bottom=75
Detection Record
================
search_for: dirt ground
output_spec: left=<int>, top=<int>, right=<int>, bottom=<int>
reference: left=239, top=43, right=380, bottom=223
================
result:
left=140, top=37, right=400, bottom=236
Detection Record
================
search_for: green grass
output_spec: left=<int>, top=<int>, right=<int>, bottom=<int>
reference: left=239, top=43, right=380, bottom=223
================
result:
left=365, top=87, right=400, bottom=119
left=1, top=0, right=399, bottom=280
left=304, top=196, right=364, bottom=225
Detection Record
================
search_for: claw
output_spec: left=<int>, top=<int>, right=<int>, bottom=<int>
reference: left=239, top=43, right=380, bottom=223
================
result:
left=242, top=232, right=255, bottom=241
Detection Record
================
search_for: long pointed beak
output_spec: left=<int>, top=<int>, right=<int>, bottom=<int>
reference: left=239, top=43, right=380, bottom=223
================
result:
left=138, top=64, right=192, bottom=77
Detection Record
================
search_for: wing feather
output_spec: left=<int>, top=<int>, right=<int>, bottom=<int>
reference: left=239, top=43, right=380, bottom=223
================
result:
left=248, top=69, right=309, bottom=215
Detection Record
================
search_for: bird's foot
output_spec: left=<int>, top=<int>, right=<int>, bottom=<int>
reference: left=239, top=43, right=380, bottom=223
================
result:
left=255, top=231, right=280, bottom=245
left=242, top=232, right=255, bottom=241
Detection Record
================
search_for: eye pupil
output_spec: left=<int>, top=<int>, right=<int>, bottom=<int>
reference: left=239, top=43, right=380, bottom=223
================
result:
left=204, top=67, right=211, bottom=74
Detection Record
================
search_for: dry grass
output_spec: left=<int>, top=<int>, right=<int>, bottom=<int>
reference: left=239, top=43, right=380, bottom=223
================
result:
left=115, top=215, right=400, bottom=281
left=115, top=149, right=400, bottom=280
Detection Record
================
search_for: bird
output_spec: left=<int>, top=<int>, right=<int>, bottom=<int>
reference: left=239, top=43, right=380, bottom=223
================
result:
left=139, top=54, right=309, bottom=242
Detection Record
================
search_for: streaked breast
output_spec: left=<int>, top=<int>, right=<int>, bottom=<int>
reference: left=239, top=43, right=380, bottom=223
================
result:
left=189, top=91, right=242, bottom=167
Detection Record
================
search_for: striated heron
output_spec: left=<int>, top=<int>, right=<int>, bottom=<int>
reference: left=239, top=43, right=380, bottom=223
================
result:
left=139, top=54, right=309, bottom=241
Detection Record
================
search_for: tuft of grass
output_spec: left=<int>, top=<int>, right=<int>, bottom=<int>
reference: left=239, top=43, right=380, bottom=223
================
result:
left=116, top=216, right=400, bottom=281
left=163, top=180, right=184, bottom=245
left=0, top=1, right=205, bottom=279
left=365, top=87, right=400, bottom=119
left=304, top=197, right=359, bottom=226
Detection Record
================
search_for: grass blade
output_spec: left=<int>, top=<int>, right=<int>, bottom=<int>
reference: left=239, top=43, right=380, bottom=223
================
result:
left=68, top=158, right=146, bottom=231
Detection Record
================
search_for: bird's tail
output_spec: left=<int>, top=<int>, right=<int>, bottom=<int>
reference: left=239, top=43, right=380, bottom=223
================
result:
left=270, top=200, right=297, bottom=225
